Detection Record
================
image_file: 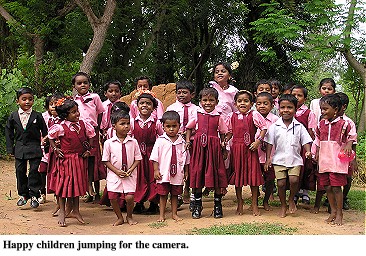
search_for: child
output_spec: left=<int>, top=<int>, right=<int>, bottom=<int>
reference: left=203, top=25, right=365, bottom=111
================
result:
left=253, top=79, right=278, bottom=116
left=291, top=85, right=317, bottom=204
left=130, top=92, right=164, bottom=214
left=166, top=80, right=199, bottom=205
left=314, top=94, right=356, bottom=225
left=264, top=94, right=312, bottom=218
left=282, top=82, right=295, bottom=95
left=310, top=78, right=336, bottom=123
left=336, top=92, right=357, bottom=210
left=225, top=90, right=267, bottom=216
left=48, top=98, right=96, bottom=226
left=102, top=111, right=142, bottom=226
left=72, top=72, right=106, bottom=203
left=150, top=111, right=189, bottom=222
left=269, top=79, right=282, bottom=111
left=255, top=92, right=279, bottom=211
left=5, top=87, right=48, bottom=208
left=185, top=87, right=228, bottom=219
left=129, top=76, right=164, bottom=120
left=100, top=80, right=122, bottom=134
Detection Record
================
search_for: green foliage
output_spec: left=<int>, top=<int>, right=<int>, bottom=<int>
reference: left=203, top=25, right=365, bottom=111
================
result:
left=189, top=222, right=297, bottom=235
left=148, top=221, right=168, bottom=229
left=346, top=189, right=366, bottom=211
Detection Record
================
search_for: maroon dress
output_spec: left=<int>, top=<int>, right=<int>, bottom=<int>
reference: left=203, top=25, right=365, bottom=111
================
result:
left=89, top=128, right=107, bottom=182
left=295, top=109, right=316, bottom=191
left=190, top=112, right=228, bottom=189
left=47, top=118, right=62, bottom=194
left=229, top=112, right=264, bottom=187
left=52, top=121, right=89, bottom=198
left=132, top=119, right=159, bottom=203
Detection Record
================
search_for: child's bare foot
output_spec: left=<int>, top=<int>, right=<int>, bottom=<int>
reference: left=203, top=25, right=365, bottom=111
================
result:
left=126, top=217, right=137, bottom=225
left=288, top=201, right=297, bottom=214
left=68, top=211, right=85, bottom=224
left=236, top=199, right=244, bottom=215
left=325, top=213, right=336, bottom=223
left=263, top=202, right=272, bottom=211
left=172, top=214, right=183, bottom=221
left=157, top=217, right=166, bottom=222
left=93, top=194, right=101, bottom=204
left=88, top=186, right=95, bottom=196
left=58, top=212, right=66, bottom=227
left=113, top=218, right=124, bottom=226
left=52, top=205, right=60, bottom=217
left=252, top=205, right=261, bottom=216
left=310, top=207, right=320, bottom=214
left=332, top=213, right=343, bottom=226
left=279, top=206, right=287, bottom=218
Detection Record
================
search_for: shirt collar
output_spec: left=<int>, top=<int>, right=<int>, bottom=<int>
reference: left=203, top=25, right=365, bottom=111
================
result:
left=62, top=120, right=80, bottom=128
left=136, top=114, right=155, bottom=123
left=175, top=100, right=192, bottom=107
left=111, top=134, right=133, bottom=144
left=275, top=117, right=301, bottom=129
left=234, top=109, right=253, bottom=116
left=18, top=108, right=32, bottom=114
left=324, top=116, right=341, bottom=125
left=197, top=108, right=220, bottom=115
left=75, top=92, right=91, bottom=99
left=161, top=133, right=185, bottom=145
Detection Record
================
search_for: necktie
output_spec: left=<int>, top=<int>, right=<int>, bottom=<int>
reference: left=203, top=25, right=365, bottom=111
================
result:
left=106, top=103, right=113, bottom=127
left=183, top=105, right=189, bottom=128
left=121, top=143, right=128, bottom=173
left=70, top=123, right=80, bottom=134
left=170, top=145, right=177, bottom=177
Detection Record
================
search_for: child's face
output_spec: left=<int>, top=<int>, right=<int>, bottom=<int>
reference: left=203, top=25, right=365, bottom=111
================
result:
left=137, top=97, right=154, bottom=117
left=113, top=118, right=130, bottom=137
left=256, top=84, right=271, bottom=95
left=214, top=65, right=231, bottom=84
left=163, top=119, right=180, bottom=138
left=16, top=93, right=34, bottom=111
left=255, top=96, right=273, bottom=116
left=176, top=88, right=193, bottom=104
left=200, top=95, right=218, bottom=113
left=235, top=93, right=253, bottom=114
left=136, top=79, right=150, bottom=91
left=279, top=100, right=296, bottom=121
left=105, top=84, right=121, bottom=103
left=282, top=89, right=291, bottom=95
left=320, top=102, right=337, bottom=121
left=67, top=105, right=80, bottom=122
left=319, top=82, right=335, bottom=96
left=271, top=85, right=280, bottom=99
left=73, top=75, right=90, bottom=96
left=291, top=88, right=306, bottom=108
left=48, top=99, right=58, bottom=117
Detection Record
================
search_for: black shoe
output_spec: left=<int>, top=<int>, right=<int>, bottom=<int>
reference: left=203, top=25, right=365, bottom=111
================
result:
left=261, top=184, right=266, bottom=193
left=17, top=196, right=28, bottom=206
left=189, top=199, right=195, bottom=212
left=294, top=195, right=299, bottom=205
left=327, top=205, right=331, bottom=214
left=144, top=202, right=159, bottom=215
left=273, top=184, right=277, bottom=194
left=302, top=195, right=310, bottom=205
left=133, top=202, right=145, bottom=214
left=192, top=199, right=202, bottom=219
left=213, top=198, right=223, bottom=218
left=343, top=198, right=350, bottom=210
left=177, top=195, right=184, bottom=209
left=323, top=198, right=329, bottom=207
left=30, top=197, right=39, bottom=208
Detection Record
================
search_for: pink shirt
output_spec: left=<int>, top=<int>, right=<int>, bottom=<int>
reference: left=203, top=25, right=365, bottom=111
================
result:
left=102, top=135, right=142, bottom=193
left=342, top=114, right=357, bottom=144
left=255, top=112, right=279, bottom=163
left=41, top=111, right=51, bottom=163
left=130, top=115, right=164, bottom=136
left=129, top=98, right=164, bottom=120
left=226, top=110, right=267, bottom=133
left=48, top=120, right=96, bottom=139
left=309, top=98, right=321, bottom=123
left=296, top=104, right=317, bottom=129
left=74, top=92, right=105, bottom=127
left=166, top=101, right=199, bottom=133
left=186, top=108, right=228, bottom=134
left=150, top=133, right=190, bottom=185
left=100, top=99, right=118, bottom=130
left=265, top=117, right=313, bottom=167
left=209, top=81, right=239, bottom=119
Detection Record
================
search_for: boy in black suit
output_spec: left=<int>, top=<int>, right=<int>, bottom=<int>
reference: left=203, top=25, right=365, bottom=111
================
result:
left=5, top=87, right=48, bottom=208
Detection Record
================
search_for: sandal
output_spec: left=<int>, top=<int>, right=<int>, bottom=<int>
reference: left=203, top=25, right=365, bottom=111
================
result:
left=302, top=195, right=310, bottom=205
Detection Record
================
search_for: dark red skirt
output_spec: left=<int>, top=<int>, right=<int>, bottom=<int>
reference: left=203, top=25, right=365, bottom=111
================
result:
left=89, top=135, right=107, bottom=181
left=47, top=150, right=57, bottom=194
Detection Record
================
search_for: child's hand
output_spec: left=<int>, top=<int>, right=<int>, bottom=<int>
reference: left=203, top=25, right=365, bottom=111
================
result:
left=343, top=145, right=352, bottom=156
left=184, top=170, right=188, bottom=181
left=41, top=136, right=48, bottom=145
left=115, top=169, right=126, bottom=178
left=81, top=150, right=91, bottom=158
left=55, top=148, right=64, bottom=158
left=264, top=160, right=271, bottom=172
left=250, top=140, right=261, bottom=151
left=221, top=141, right=227, bottom=148
left=222, top=148, right=228, bottom=160
left=305, top=151, right=312, bottom=159
left=154, top=169, right=162, bottom=180
left=55, top=139, right=61, bottom=147
left=349, top=159, right=357, bottom=173
left=185, top=142, right=191, bottom=151
left=125, top=168, right=134, bottom=177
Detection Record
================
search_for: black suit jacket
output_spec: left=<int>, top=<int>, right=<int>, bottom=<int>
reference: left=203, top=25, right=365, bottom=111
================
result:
left=5, top=110, right=48, bottom=159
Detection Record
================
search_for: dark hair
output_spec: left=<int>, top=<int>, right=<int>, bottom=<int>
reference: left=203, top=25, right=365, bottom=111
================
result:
left=55, top=98, right=78, bottom=120
left=176, top=80, right=195, bottom=94
left=111, top=101, right=130, bottom=114
left=291, top=84, right=308, bottom=98
left=71, top=72, right=90, bottom=85
left=319, top=78, right=336, bottom=90
left=234, top=90, right=254, bottom=102
left=335, top=92, right=349, bottom=108
left=134, top=76, right=153, bottom=90
left=136, top=93, right=158, bottom=109
left=104, top=80, right=122, bottom=92
left=199, top=87, right=219, bottom=100
left=279, top=94, right=298, bottom=109
left=269, top=79, right=282, bottom=92
left=253, top=79, right=271, bottom=93
left=110, top=110, right=130, bottom=125
left=320, top=94, right=342, bottom=111
left=283, top=82, right=296, bottom=93
left=16, top=87, right=34, bottom=99
left=212, top=62, right=233, bottom=77
left=44, top=92, right=65, bottom=110
left=256, top=92, right=274, bottom=104
left=160, top=110, right=180, bottom=124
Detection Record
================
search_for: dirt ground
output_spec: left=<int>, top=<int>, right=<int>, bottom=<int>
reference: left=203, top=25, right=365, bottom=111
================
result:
left=0, top=159, right=364, bottom=235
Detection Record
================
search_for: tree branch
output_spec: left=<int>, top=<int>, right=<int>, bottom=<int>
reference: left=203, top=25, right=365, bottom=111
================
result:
left=74, top=0, right=99, bottom=29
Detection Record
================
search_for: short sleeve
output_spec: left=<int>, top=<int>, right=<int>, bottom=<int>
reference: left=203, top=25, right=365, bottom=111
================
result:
left=264, top=125, right=275, bottom=145
left=133, top=139, right=143, bottom=161
left=101, top=140, right=111, bottom=162
left=48, top=124, right=64, bottom=139
left=94, top=95, right=106, bottom=115
left=252, top=111, right=267, bottom=130
left=149, top=139, right=160, bottom=162
left=218, top=115, right=228, bottom=134
left=300, top=125, right=313, bottom=146
left=84, top=121, right=97, bottom=138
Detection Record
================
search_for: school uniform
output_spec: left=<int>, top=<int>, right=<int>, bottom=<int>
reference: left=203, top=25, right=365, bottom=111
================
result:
left=100, top=99, right=118, bottom=131
left=209, top=81, right=238, bottom=119
left=5, top=108, right=48, bottom=199
left=166, top=101, right=199, bottom=134
left=129, top=98, right=164, bottom=120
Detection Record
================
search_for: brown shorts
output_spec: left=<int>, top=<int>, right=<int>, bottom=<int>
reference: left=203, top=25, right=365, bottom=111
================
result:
left=273, top=165, right=301, bottom=180
left=318, top=172, right=347, bottom=187
left=157, top=183, right=183, bottom=196
left=107, top=191, right=134, bottom=200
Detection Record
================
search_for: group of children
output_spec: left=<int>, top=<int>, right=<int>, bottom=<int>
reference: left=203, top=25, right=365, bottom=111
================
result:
left=5, top=62, right=357, bottom=227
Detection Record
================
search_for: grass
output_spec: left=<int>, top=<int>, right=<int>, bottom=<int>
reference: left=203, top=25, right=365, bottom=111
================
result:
left=148, top=221, right=168, bottom=229
left=189, top=222, right=297, bottom=235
